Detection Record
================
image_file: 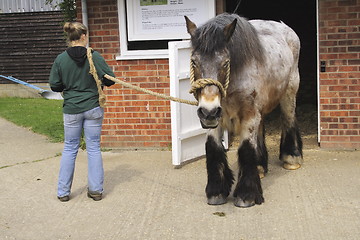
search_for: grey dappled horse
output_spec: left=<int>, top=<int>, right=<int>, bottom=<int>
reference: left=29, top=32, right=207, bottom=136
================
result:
left=185, top=13, right=303, bottom=208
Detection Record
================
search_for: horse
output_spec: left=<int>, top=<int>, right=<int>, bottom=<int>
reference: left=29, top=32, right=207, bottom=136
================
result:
left=185, top=13, right=303, bottom=208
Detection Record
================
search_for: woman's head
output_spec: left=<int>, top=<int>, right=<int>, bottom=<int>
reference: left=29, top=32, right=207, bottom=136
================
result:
left=63, top=22, right=88, bottom=45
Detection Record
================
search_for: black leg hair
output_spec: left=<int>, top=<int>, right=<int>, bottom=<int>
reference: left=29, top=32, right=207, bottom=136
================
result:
left=279, top=121, right=303, bottom=163
left=205, top=135, right=234, bottom=205
left=233, top=139, right=264, bottom=208
left=279, top=84, right=303, bottom=168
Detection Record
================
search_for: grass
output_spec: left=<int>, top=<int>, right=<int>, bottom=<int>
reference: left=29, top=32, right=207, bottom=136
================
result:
left=0, top=98, right=64, bottom=142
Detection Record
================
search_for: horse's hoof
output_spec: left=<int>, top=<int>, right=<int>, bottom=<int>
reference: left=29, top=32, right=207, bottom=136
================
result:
left=283, top=163, right=301, bottom=170
left=207, top=195, right=227, bottom=205
left=257, top=166, right=265, bottom=179
left=234, top=198, right=255, bottom=208
left=280, top=155, right=303, bottom=170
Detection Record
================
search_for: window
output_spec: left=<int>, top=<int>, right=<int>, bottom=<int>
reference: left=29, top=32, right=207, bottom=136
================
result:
left=117, top=0, right=215, bottom=60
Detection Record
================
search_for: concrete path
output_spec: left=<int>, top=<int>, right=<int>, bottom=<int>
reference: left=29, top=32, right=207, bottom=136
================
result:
left=0, top=117, right=359, bottom=240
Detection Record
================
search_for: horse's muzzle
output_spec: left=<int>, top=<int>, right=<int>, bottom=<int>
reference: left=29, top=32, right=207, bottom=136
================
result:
left=197, top=107, right=222, bottom=129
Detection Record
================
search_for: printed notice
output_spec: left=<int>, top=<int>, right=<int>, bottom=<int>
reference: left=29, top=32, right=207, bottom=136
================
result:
left=141, top=7, right=197, bottom=30
left=127, top=0, right=215, bottom=41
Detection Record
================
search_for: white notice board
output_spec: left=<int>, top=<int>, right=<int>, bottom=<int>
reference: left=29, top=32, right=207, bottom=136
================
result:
left=126, top=0, right=215, bottom=41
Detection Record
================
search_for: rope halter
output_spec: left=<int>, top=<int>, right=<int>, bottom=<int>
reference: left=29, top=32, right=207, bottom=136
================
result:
left=189, top=59, right=230, bottom=101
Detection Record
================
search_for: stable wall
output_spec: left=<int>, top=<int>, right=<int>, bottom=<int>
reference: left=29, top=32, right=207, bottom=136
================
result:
left=318, top=0, right=360, bottom=149
left=78, top=0, right=172, bottom=149
left=79, top=0, right=360, bottom=150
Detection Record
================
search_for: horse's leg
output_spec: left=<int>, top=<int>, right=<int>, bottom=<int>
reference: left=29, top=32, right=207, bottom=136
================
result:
left=205, top=127, right=234, bottom=205
left=279, top=70, right=303, bottom=170
left=257, top=120, right=268, bottom=179
left=233, top=117, right=265, bottom=208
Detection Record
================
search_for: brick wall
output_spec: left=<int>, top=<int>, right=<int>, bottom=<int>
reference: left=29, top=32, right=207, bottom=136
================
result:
left=80, top=0, right=360, bottom=150
left=318, top=0, right=360, bottom=149
left=78, top=0, right=172, bottom=149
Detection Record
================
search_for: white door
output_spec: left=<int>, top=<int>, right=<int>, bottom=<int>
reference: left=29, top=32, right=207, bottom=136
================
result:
left=169, top=40, right=229, bottom=166
left=169, top=40, right=207, bottom=166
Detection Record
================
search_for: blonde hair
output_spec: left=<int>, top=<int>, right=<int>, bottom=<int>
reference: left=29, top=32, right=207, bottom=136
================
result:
left=63, top=22, right=88, bottom=42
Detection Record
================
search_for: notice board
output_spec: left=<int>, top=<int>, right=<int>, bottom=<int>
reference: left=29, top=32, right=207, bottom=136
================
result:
left=126, top=0, right=215, bottom=41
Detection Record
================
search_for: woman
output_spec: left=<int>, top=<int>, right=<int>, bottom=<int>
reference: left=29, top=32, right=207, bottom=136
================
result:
left=49, top=22, right=115, bottom=202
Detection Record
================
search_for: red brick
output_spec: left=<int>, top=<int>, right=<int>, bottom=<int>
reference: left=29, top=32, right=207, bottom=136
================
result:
left=329, top=136, right=351, bottom=142
left=349, top=72, right=360, bottom=78
left=327, top=7, right=344, bottom=14
left=338, top=12, right=358, bottom=19
left=321, top=130, right=339, bottom=135
left=348, top=33, right=360, bottom=39
left=328, top=20, right=347, bottom=26
left=83, top=0, right=360, bottom=149
left=328, top=34, right=346, bottom=40
left=320, top=53, right=339, bottom=60
left=329, top=59, right=348, bottom=65
left=336, top=40, right=349, bottom=47
left=156, top=59, right=169, bottom=64
left=348, top=59, right=360, bottom=65
left=329, top=86, right=348, bottom=91
left=320, top=91, right=339, bottom=98
left=138, top=59, right=156, bottom=65
left=339, top=92, right=358, bottom=97
left=322, top=105, right=339, bottom=110
left=350, top=136, right=360, bottom=142
left=338, top=0, right=357, bottom=6
left=338, top=66, right=358, bottom=72
left=349, top=85, right=360, bottom=91
left=339, top=53, right=358, bottom=59
left=329, top=111, right=349, bottom=117
left=348, top=19, right=360, bottom=25
left=327, top=47, right=347, bottom=53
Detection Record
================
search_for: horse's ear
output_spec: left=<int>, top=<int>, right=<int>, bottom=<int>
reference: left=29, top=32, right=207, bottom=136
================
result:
left=185, top=16, right=197, bottom=37
left=224, top=19, right=237, bottom=42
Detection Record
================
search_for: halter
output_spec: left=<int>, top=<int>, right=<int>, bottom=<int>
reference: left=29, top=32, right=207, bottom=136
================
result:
left=189, top=59, right=230, bottom=101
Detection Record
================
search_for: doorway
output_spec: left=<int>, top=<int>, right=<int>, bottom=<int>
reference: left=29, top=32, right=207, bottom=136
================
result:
left=226, top=0, right=318, bottom=105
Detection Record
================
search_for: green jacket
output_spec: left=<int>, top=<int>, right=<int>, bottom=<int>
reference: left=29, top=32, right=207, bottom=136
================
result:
left=49, top=47, right=115, bottom=114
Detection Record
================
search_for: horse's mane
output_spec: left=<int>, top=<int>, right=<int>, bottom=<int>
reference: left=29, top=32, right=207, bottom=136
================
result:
left=191, top=13, right=264, bottom=71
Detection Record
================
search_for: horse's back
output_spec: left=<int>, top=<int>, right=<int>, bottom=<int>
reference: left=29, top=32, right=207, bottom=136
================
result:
left=240, top=20, right=301, bottom=115
left=249, top=20, right=300, bottom=61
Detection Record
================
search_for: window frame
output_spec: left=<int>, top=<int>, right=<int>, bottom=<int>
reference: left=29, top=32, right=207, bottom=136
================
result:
left=116, top=0, right=215, bottom=60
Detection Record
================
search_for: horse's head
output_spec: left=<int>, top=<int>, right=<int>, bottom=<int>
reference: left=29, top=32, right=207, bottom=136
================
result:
left=185, top=16, right=237, bottom=129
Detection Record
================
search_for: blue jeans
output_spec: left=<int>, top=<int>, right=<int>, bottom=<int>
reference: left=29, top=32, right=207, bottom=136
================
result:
left=57, top=106, right=104, bottom=197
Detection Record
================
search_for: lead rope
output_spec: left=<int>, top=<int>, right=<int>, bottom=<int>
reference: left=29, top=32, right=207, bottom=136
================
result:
left=87, top=48, right=229, bottom=106
left=87, top=47, right=106, bottom=107
left=103, top=74, right=198, bottom=106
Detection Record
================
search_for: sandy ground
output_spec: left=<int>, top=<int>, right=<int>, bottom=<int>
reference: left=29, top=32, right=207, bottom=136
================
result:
left=0, top=113, right=359, bottom=240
